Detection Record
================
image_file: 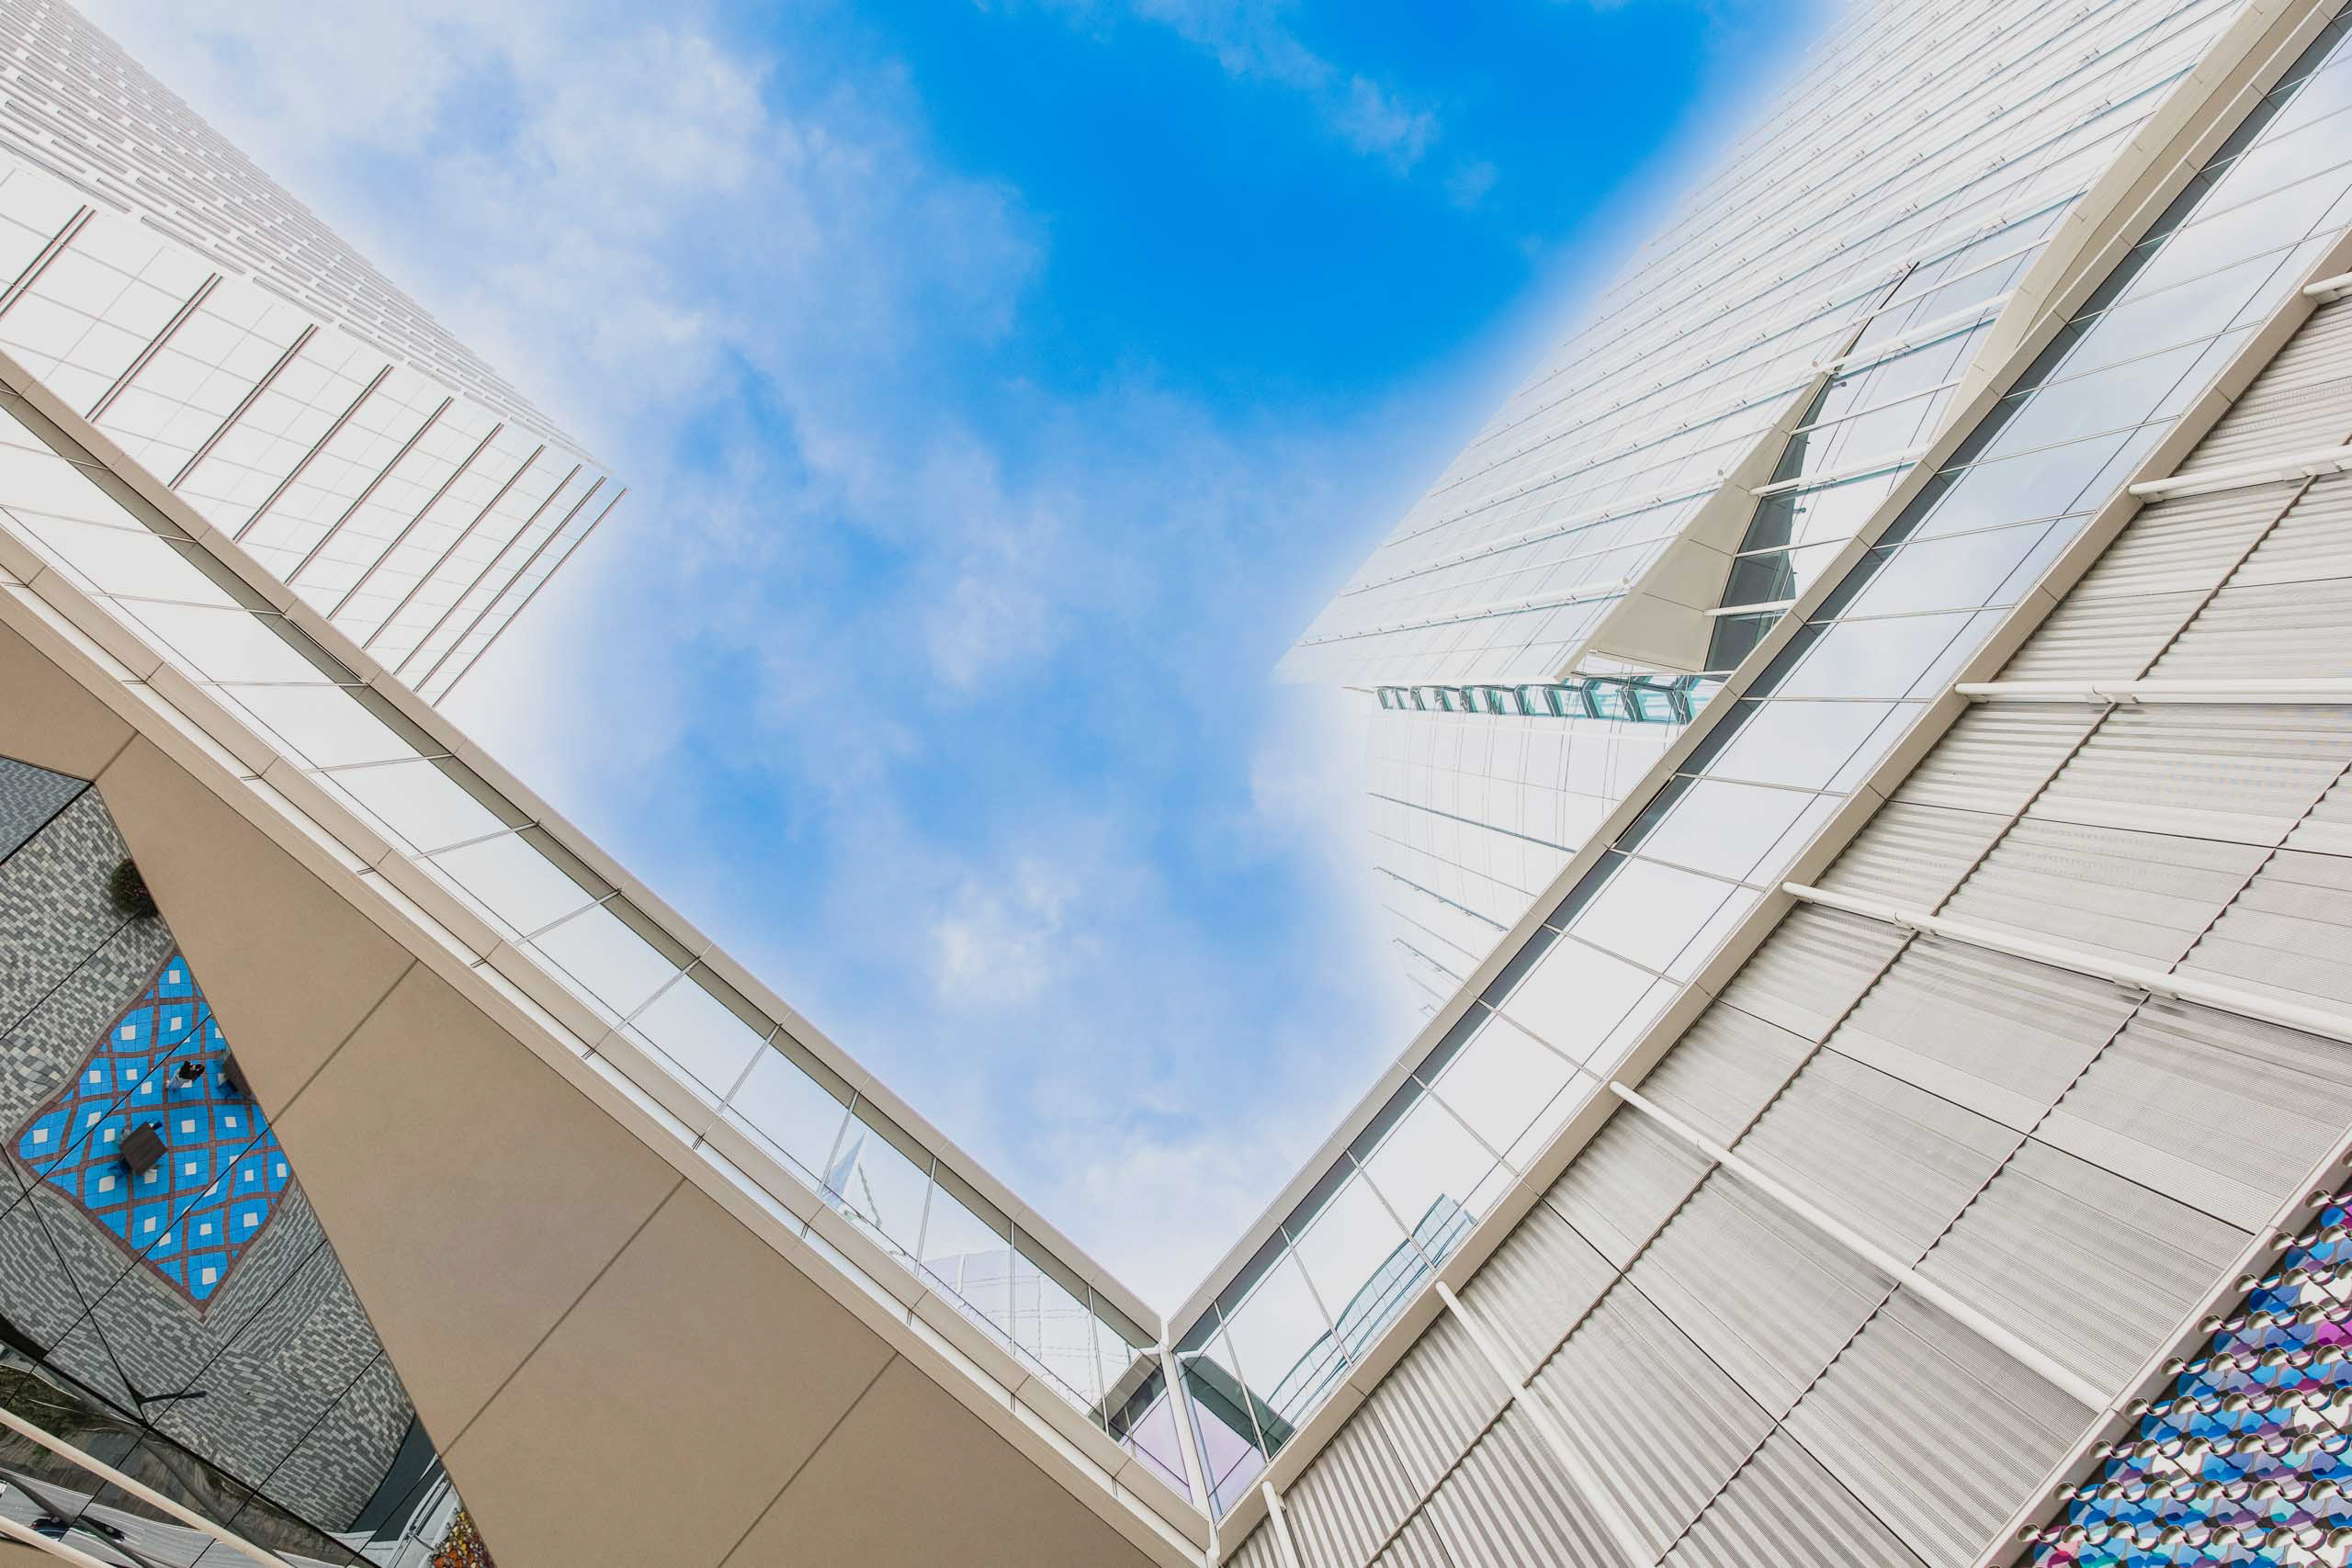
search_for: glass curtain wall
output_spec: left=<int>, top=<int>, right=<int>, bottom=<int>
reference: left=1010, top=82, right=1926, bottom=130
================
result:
left=1177, top=6, right=2352, bottom=1512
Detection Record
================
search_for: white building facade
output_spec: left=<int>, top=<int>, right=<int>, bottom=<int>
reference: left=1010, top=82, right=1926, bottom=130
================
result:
left=3, top=1, right=2352, bottom=1566
left=0, top=0, right=617, bottom=703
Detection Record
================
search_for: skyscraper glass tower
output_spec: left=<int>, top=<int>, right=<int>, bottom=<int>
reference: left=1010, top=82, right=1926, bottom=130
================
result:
left=2, top=0, right=2352, bottom=1565
left=0, top=0, right=620, bottom=703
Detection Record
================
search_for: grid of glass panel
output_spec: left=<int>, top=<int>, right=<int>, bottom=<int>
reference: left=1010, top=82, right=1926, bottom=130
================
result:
left=1182, top=7, right=2352, bottom=1509
left=0, top=388, right=1181, bottom=1495
left=1285, top=0, right=2244, bottom=689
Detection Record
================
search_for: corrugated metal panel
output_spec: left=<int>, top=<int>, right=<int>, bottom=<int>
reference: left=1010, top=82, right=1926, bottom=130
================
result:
left=1637, top=998, right=1814, bottom=1146
left=1285, top=1404, right=1420, bottom=1568
left=1421, top=1406, right=1617, bottom=1568
left=1664, top=1428, right=1930, bottom=1568
left=2050, top=481, right=2301, bottom=604
left=1530, top=1283, right=1775, bottom=1557
left=1826, top=935, right=2135, bottom=1131
left=1627, top=1172, right=1894, bottom=1418
left=1735, top=1049, right=2021, bottom=1261
left=1713, top=905, right=1908, bottom=1043
left=1891, top=705, right=2100, bottom=818
left=1941, top=816, right=2267, bottom=965
left=2182, top=297, right=2352, bottom=468
left=1358, top=1308, right=1507, bottom=1506
left=1455, top=1194, right=1617, bottom=1374
left=2030, top=704, right=2352, bottom=847
left=1783, top=1287, right=2088, bottom=1568
left=2289, top=771, right=2352, bottom=859
left=2218, top=470, right=2352, bottom=592
left=2180, top=847, right=2352, bottom=1009
left=1369, top=1510, right=1453, bottom=1568
left=1541, top=1104, right=1712, bottom=1268
left=1916, top=1139, right=2245, bottom=1393
left=1817, top=801, right=2007, bottom=910
left=1996, top=590, right=2208, bottom=682
left=1226, top=1521, right=1284, bottom=1568
left=2153, top=484, right=2352, bottom=678
left=2041, top=997, right=2352, bottom=1230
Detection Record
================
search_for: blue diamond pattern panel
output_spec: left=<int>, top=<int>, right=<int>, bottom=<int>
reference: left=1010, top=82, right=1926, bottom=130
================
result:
left=12, top=953, right=288, bottom=1306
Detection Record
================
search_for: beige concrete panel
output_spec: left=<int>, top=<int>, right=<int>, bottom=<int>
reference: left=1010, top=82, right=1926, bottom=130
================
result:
left=272, top=963, right=682, bottom=1441
left=725, top=1356, right=1158, bottom=1568
left=95, top=736, right=414, bottom=1105
left=447, top=1183, right=895, bottom=1568
left=0, top=616, right=129, bottom=778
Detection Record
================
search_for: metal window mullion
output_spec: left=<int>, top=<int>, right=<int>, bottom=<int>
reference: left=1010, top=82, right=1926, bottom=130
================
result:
left=2128, top=440, right=2352, bottom=499
left=1782, top=882, right=2352, bottom=1049
left=362, top=441, right=547, bottom=655
left=86, top=269, right=216, bottom=423
left=328, top=418, right=503, bottom=620
left=286, top=393, right=453, bottom=585
left=0, top=204, right=91, bottom=321
left=388, top=456, right=577, bottom=677
left=1257, top=1483, right=1308, bottom=1568
left=1431, top=1280, right=1655, bottom=1568
left=231, top=359, right=390, bottom=542
left=1157, top=1341, right=1216, bottom=1527
left=168, top=321, right=315, bottom=489
left=436, top=483, right=626, bottom=698
left=412, top=472, right=602, bottom=694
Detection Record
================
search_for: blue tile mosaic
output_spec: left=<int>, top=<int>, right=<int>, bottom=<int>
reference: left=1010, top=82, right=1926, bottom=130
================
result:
left=10, top=953, right=287, bottom=1306
left=2025, top=1193, right=2352, bottom=1566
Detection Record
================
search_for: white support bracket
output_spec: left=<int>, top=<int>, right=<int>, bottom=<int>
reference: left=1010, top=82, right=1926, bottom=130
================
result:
left=1258, top=1482, right=1306, bottom=1568
left=1783, top=881, right=2352, bottom=1050
left=1432, top=1280, right=1656, bottom=1568
left=1609, top=1083, right=2112, bottom=1409
left=2127, top=441, right=2352, bottom=501
left=2303, top=270, right=2352, bottom=301
left=1954, top=679, right=2352, bottom=705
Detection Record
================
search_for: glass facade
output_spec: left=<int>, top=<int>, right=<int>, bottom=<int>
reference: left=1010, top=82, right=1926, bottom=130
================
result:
left=0, top=0, right=617, bottom=701
left=1197, top=0, right=2352, bottom=1510
left=3, top=0, right=2352, bottom=1559
left=0, top=366, right=1172, bottom=1492
left=1299, top=0, right=2255, bottom=1010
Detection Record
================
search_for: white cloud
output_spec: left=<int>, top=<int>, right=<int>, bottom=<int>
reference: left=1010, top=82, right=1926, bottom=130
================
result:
left=83, top=0, right=1440, bottom=1309
left=1046, top=0, right=1443, bottom=173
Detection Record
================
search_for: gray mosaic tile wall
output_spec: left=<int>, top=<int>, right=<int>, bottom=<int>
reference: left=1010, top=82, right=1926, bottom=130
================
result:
left=0, top=753, right=419, bottom=1536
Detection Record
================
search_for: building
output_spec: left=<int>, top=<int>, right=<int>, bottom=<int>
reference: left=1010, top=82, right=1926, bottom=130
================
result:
left=0, top=0, right=620, bottom=703
left=0, top=0, right=2349, bottom=1565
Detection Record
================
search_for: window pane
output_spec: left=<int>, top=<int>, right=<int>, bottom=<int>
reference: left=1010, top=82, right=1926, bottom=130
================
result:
left=725, top=1045, right=850, bottom=1187
left=829, top=1105, right=931, bottom=1259
left=1217, top=1252, right=1337, bottom=1427
left=324, top=759, right=505, bottom=852
left=922, top=1174, right=1012, bottom=1337
left=1361, top=1095, right=1495, bottom=1254
left=531, top=903, right=678, bottom=1021
left=1427, top=1014, right=1575, bottom=1164
left=1289, top=1171, right=1415, bottom=1363
left=625, top=972, right=767, bottom=1097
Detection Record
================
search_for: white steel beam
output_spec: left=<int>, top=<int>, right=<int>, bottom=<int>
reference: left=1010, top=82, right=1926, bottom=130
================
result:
left=1783, top=881, right=2352, bottom=1049
left=2127, top=441, right=2352, bottom=500
left=1954, top=679, right=2352, bottom=704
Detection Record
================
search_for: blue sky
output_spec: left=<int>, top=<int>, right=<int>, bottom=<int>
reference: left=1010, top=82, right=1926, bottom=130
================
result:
left=91, top=0, right=1827, bottom=1307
